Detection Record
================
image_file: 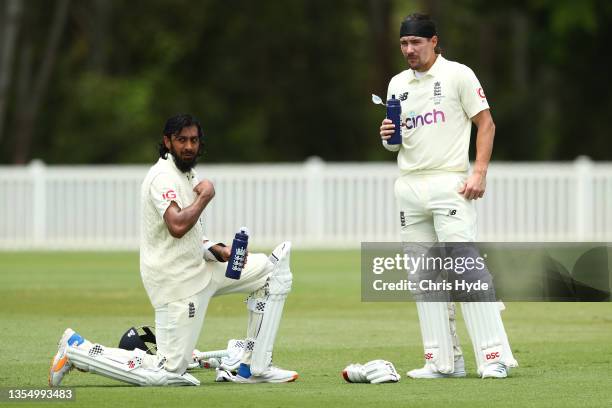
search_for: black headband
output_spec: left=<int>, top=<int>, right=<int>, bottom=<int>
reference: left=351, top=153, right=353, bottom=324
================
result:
left=400, top=19, right=437, bottom=38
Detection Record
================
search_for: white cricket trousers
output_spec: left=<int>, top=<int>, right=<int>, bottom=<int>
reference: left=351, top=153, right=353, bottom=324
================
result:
left=154, top=253, right=272, bottom=374
left=394, top=171, right=477, bottom=243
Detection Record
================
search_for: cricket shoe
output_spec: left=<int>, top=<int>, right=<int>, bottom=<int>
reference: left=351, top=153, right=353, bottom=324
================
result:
left=232, top=363, right=298, bottom=383
left=406, top=356, right=466, bottom=379
left=48, top=328, right=85, bottom=387
left=482, top=363, right=509, bottom=379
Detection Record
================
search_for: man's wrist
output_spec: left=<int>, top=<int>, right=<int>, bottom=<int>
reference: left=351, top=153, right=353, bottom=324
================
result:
left=203, top=241, right=227, bottom=262
left=473, top=164, right=488, bottom=176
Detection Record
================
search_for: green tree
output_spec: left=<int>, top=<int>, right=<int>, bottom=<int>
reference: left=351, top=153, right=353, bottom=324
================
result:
left=1, top=0, right=611, bottom=164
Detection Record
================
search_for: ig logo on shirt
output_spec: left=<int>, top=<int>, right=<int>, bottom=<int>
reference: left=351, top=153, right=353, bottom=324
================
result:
left=162, top=189, right=176, bottom=200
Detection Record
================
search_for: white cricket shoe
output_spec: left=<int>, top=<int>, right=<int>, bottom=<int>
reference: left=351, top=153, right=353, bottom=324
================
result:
left=234, top=365, right=298, bottom=383
left=482, top=363, right=509, bottom=379
left=48, top=328, right=85, bottom=387
left=407, top=356, right=466, bottom=379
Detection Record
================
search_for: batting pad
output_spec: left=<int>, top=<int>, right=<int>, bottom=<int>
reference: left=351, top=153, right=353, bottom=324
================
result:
left=461, top=302, right=518, bottom=375
left=416, top=301, right=455, bottom=374
left=250, top=242, right=293, bottom=376
left=243, top=293, right=266, bottom=365
left=66, top=344, right=200, bottom=386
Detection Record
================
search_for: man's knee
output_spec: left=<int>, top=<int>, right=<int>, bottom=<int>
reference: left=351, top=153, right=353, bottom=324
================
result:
left=155, top=295, right=208, bottom=374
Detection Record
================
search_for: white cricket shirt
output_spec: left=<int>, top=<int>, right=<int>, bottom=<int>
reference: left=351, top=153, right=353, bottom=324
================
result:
left=140, top=156, right=212, bottom=308
left=384, top=55, right=489, bottom=173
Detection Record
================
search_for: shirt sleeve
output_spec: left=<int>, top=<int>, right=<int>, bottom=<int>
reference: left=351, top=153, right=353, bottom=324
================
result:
left=149, top=172, right=183, bottom=218
left=458, top=65, right=490, bottom=119
left=382, top=140, right=401, bottom=152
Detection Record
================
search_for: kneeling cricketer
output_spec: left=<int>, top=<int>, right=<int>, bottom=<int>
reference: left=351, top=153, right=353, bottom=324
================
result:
left=49, top=114, right=297, bottom=386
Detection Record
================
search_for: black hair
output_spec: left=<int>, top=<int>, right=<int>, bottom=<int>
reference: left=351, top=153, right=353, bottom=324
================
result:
left=401, top=13, right=441, bottom=55
left=158, top=113, right=205, bottom=159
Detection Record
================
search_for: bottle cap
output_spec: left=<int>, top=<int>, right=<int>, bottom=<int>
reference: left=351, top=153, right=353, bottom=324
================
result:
left=239, top=226, right=249, bottom=235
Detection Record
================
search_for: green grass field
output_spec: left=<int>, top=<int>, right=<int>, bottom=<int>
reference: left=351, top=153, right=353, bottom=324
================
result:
left=1, top=251, right=611, bottom=407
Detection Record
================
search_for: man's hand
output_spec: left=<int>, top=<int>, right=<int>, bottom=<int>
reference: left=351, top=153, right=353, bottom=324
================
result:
left=379, top=118, right=395, bottom=140
left=210, top=244, right=231, bottom=262
left=193, top=179, right=215, bottom=199
left=208, top=243, right=248, bottom=266
left=459, top=171, right=486, bottom=200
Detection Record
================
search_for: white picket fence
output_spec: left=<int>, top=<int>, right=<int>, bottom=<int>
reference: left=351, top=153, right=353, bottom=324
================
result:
left=0, top=157, right=610, bottom=250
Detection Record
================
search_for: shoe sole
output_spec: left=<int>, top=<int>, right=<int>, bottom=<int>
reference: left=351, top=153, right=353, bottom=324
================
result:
left=48, top=353, right=68, bottom=387
left=236, top=373, right=299, bottom=383
left=482, top=373, right=507, bottom=379
left=407, top=374, right=466, bottom=379
left=407, top=370, right=466, bottom=379
left=48, top=329, right=75, bottom=387
left=482, top=365, right=509, bottom=379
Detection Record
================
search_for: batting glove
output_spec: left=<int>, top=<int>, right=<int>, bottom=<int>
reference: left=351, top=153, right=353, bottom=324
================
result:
left=364, top=359, right=401, bottom=383
left=342, top=360, right=400, bottom=384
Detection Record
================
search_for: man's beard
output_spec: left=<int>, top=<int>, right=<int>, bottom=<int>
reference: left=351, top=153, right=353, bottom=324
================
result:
left=169, top=148, right=199, bottom=173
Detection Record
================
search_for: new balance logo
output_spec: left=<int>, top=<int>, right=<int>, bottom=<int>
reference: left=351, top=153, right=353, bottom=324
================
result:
left=448, top=209, right=457, bottom=216
left=188, top=302, right=195, bottom=318
left=400, top=211, right=406, bottom=227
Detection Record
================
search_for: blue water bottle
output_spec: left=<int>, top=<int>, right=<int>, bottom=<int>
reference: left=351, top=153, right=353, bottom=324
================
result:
left=386, top=95, right=402, bottom=145
left=225, top=227, right=249, bottom=280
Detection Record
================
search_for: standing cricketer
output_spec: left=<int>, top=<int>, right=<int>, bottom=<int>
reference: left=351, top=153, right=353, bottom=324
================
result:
left=49, top=113, right=298, bottom=386
left=379, top=14, right=518, bottom=378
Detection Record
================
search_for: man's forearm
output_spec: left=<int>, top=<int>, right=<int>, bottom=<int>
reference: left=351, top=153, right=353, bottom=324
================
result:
left=178, top=195, right=207, bottom=227
left=165, top=194, right=213, bottom=238
left=473, top=120, right=495, bottom=175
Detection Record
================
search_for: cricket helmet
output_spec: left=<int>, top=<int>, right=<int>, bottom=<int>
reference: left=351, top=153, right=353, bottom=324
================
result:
left=118, top=326, right=157, bottom=355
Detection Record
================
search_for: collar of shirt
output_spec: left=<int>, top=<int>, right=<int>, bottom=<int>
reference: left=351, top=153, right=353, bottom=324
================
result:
left=408, top=54, right=446, bottom=82
left=158, top=155, right=197, bottom=181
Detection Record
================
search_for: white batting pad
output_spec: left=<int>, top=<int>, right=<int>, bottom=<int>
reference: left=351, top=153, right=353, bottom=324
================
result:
left=448, top=302, right=463, bottom=357
left=416, top=301, right=455, bottom=374
left=66, top=344, right=199, bottom=386
left=250, top=242, right=293, bottom=376
left=461, top=302, right=518, bottom=375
